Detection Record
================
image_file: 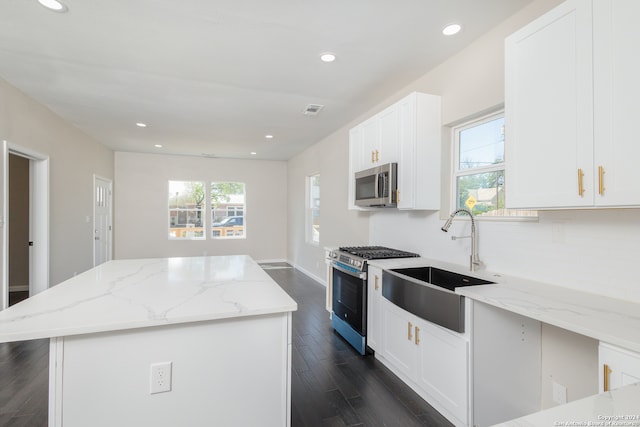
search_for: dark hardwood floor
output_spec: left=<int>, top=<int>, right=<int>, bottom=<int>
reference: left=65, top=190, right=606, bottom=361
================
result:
left=263, top=264, right=453, bottom=427
left=0, top=264, right=453, bottom=427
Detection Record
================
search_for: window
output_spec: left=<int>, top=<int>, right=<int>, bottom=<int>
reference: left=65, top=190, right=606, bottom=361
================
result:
left=168, top=181, right=205, bottom=239
left=306, top=174, right=320, bottom=244
left=452, top=111, right=535, bottom=218
left=211, top=182, right=246, bottom=238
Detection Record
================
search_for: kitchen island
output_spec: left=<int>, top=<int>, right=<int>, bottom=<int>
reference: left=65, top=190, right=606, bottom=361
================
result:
left=0, top=255, right=297, bottom=427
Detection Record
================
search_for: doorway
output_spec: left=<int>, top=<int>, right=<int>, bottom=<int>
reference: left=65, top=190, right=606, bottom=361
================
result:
left=0, top=142, right=49, bottom=310
left=93, top=175, right=112, bottom=267
left=8, top=154, right=29, bottom=305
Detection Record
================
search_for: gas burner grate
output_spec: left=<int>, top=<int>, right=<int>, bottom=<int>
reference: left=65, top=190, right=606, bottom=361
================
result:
left=338, top=246, right=420, bottom=260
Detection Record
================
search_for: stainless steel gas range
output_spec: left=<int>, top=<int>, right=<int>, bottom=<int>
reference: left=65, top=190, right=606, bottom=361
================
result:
left=327, top=246, right=420, bottom=355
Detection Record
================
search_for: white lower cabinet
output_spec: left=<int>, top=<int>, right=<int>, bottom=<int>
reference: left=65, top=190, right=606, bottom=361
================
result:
left=378, top=297, right=469, bottom=427
left=599, top=342, right=640, bottom=393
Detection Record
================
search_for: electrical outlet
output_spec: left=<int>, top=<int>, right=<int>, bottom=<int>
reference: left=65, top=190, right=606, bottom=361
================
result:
left=150, top=361, right=172, bottom=394
left=552, top=380, right=567, bottom=404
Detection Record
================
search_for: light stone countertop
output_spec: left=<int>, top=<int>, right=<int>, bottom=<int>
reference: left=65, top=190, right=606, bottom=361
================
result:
left=0, top=255, right=297, bottom=343
left=368, top=257, right=640, bottom=353
left=491, top=382, right=640, bottom=427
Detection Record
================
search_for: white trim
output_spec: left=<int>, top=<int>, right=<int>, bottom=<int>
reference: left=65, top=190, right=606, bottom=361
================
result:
left=290, top=262, right=326, bottom=287
left=0, top=139, right=7, bottom=310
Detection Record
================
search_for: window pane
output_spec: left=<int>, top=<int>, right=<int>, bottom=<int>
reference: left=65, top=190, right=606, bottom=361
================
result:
left=307, top=175, right=320, bottom=244
left=168, top=181, right=205, bottom=240
left=211, top=182, right=246, bottom=239
left=456, top=171, right=505, bottom=217
left=458, top=116, right=505, bottom=170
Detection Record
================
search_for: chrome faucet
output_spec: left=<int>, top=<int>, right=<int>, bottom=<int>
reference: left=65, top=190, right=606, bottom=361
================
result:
left=441, top=208, right=480, bottom=272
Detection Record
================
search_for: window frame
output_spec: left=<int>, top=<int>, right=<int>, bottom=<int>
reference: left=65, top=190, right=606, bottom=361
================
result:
left=451, top=110, right=537, bottom=220
left=168, top=180, right=206, bottom=240
left=210, top=181, right=246, bottom=240
left=305, top=174, right=320, bottom=245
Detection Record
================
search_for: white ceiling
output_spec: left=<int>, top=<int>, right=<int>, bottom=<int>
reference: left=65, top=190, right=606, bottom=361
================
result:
left=0, top=0, right=532, bottom=160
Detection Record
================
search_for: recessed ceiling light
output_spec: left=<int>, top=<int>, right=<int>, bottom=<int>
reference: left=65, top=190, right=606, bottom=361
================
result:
left=320, top=52, right=336, bottom=63
left=250, top=152, right=257, bottom=155
left=136, top=122, right=147, bottom=128
left=38, top=0, right=68, bottom=12
left=154, top=144, right=162, bottom=148
left=265, top=134, right=274, bottom=139
left=442, top=23, right=462, bottom=36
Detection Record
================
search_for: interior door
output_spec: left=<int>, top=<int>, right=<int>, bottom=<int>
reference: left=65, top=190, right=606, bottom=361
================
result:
left=93, top=176, right=112, bottom=266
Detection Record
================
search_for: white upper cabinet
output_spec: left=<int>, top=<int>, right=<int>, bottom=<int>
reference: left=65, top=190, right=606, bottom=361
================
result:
left=505, top=0, right=640, bottom=209
left=592, top=0, right=640, bottom=206
left=348, top=92, right=441, bottom=210
left=505, top=0, right=594, bottom=209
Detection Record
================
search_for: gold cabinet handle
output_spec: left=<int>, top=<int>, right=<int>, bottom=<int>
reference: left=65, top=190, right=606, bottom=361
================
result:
left=371, top=150, right=375, bottom=163
left=598, top=165, right=605, bottom=196
left=414, top=326, right=420, bottom=345
left=375, top=150, right=380, bottom=162
left=577, top=168, right=585, bottom=196
left=604, top=363, right=612, bottom=392
left=407, top=322, right=413, bottom=341
left=374, top=275, right=379, bottom=291
left=395, top=189, right=400, bottom=203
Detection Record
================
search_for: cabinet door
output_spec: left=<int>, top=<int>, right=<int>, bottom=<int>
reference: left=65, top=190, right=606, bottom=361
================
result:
left=366, top=267, right=382, bottom=351
left=361, top=117, right=380, bottom=167
left=415, top=319, right=468, bottom=425
left=505, top=0, right=594, bottom=209
left=593, top=0, right=640, bottom=206
left=380, top=299, right=417, bottom=379
left=397, top=92, right=441, bottom=210
left=378, top=105, right=400, bottom=165
left=599, top=343, right=640, bottom=392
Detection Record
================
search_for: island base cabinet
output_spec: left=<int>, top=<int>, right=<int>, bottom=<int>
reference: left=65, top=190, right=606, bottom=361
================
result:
left=599, top=343, right=640, bottom=393
left=472, top=301, right=541, bottom=427
left=49, top=313, right=292, bottom=427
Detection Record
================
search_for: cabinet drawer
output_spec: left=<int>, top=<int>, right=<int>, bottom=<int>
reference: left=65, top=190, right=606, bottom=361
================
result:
left=599, top=342, right=640, bottom=392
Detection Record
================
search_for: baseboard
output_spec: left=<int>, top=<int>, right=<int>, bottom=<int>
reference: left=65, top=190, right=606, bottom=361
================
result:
left=289, top=262, right=326, bottom=287
left=255, top=258, right=288, bottom=264
left=9, top=285, right=29, bottom=292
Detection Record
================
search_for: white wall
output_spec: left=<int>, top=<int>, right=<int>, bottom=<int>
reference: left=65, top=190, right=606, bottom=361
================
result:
left=286, top=127, right=369, bottom=282
left=0, top=78, right=114, bottom=287
left=114, top=152, right=287, bottom=261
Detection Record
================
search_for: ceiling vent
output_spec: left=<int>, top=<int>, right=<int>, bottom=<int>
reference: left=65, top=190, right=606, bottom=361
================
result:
left=303, top=104, right=324, bottom=116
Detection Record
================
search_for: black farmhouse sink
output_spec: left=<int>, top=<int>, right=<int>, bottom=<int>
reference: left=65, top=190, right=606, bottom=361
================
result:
left=382, top=267, right=494, bottom=333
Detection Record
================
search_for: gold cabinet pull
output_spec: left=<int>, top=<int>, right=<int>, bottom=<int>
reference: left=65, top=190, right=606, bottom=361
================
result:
left=407, top=322, right=413, bottom=341
left=371, top=150, right=375, bottom=163
left=374, top=275, right=379, bottom=291
left=414, top=326, right=420, bottom=345
left=395, top=189, right=400, bottom=203
left=598, top=165, right=605, bottom=195
left=577, top=168, right=585, bottom=196
left=604, top=363, right=612, bottom=392
left=375, top=150, right=380, bottom=162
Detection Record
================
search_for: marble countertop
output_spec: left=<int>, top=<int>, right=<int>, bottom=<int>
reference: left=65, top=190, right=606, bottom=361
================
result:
left=0, top=255, right=297, bottom=343
left=368, top=257, right=640, bottom=353
left=491, top=382, right=640, bottom=427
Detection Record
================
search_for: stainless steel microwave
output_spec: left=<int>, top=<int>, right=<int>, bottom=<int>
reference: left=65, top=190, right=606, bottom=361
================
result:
left=354, top=162, right=398, bottom=207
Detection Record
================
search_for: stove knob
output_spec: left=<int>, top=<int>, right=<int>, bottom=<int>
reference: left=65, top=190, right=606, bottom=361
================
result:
left=354, top=260, right=361, bottom=268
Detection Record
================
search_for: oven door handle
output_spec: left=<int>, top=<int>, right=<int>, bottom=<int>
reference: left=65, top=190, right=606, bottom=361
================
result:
left=331, top=262, right=367, bottom=280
